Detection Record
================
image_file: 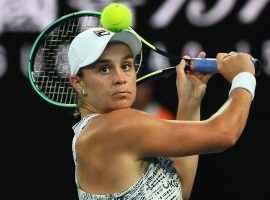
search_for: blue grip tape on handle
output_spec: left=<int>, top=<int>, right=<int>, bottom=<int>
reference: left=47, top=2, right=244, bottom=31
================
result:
left=192, top=58, right=218, bottom=73
left=190, top=58, right=259, bottom=73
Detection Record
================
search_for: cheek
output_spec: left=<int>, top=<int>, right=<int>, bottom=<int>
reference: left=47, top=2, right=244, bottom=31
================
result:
left=84, top=79, right=109, bottom=102
left=130, top=74, right=137, bottom=101
left=93, top=85, right=109, bottom=98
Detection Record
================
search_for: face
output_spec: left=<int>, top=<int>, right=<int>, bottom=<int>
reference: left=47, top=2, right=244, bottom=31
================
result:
left=75, top=43, right=137, bottom=113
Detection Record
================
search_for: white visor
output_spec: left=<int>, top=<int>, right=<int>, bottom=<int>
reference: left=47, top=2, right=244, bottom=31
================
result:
left=68, top=27, right=142, bottom=75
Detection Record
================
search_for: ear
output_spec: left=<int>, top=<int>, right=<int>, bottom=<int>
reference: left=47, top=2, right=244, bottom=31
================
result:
left=69, top=75, right=84, bottom=93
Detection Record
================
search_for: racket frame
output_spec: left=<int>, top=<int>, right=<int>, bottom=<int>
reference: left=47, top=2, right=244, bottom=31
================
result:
left=28, top=11, right=101, bottom=107
left=28, top=11, right=261, bottom=108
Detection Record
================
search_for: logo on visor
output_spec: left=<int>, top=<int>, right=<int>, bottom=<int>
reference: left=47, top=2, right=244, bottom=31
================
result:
left=94, top=29, right=110, bottom=37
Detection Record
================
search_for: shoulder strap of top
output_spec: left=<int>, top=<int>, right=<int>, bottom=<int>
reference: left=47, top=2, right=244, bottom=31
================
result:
left=72, top=113, right=100, bottom=136
left=72, top=114, right=100, bottom=187
left=72, top=114, right=100, bottom=166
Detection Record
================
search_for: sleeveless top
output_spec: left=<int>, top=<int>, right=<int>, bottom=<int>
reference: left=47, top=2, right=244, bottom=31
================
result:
left=72, top=114, right=183, bottom=200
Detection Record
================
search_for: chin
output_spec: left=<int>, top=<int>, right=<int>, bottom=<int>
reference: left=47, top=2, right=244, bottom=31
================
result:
left=110, top=100, right=134, bottom=111
left=114, top=103, right=132, bottom=110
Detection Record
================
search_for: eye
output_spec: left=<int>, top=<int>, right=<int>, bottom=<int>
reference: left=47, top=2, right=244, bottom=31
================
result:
left=100, top=66, right=110, bottom=74
left=122, top=63, right=132, bottom=71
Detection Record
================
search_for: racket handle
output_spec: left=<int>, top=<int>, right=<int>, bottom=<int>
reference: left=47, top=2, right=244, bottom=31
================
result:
left=185, top=58, right=261, bottom=76
left=137, top=58, right=261, bottom=85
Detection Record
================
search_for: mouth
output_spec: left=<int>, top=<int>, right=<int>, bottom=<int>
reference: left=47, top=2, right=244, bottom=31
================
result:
left=112, top=91, right=131, bottom=98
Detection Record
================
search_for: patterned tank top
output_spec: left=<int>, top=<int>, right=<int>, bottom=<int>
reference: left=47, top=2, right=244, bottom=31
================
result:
left=72, top=114, right=183, bottom=200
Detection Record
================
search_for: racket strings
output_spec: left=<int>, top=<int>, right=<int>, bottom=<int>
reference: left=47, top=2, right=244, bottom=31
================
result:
left=32, top=15, right=101, bottom=105
left=31, top=14, right=144, bottom=106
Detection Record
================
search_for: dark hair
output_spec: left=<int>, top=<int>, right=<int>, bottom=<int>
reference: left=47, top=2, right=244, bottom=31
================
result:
left=73, top=68, right=84, bottom=119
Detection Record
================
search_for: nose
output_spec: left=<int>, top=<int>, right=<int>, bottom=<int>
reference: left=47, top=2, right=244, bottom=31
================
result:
left=113, top=67, right=126, bottom=85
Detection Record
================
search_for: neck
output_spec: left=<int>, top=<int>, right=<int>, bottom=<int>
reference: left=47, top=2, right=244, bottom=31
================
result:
left=79, top=97, right=98, bottom=118
left=79, top=107, right=96, bottom=118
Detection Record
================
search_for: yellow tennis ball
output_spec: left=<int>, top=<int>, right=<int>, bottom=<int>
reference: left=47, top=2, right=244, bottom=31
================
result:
left=101, top=3, right=132, bottom=32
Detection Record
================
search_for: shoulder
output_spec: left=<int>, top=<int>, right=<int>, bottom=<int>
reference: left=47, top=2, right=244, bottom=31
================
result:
left=75, top=109, right=153, bottom=156
left=98, top=108, right=147, bottom=123
left=83, top=108, right=154, bottom=133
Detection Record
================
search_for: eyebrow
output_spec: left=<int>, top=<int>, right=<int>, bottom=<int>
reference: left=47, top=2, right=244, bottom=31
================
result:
left=123, top=54, right=134, bottom=60
left=94, top=54, right=134, bottom=65
left=94, top=59, right=110, bottom=65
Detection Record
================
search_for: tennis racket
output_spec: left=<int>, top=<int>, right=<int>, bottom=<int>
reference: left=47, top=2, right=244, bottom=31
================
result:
left=28, top=11, right=261, bottom=108
left=128, top=26, right=261, bottom=83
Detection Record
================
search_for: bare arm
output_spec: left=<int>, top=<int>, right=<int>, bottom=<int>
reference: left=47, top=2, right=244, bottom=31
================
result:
left=173, top=102, right=200, bottom=200
left=174, top=92, right=250, bottom=199
left=76, top=52, right=254, bottom=172
left=77, top=88, right=251, bottom=159
left=172, top=52, right=212, bottom=200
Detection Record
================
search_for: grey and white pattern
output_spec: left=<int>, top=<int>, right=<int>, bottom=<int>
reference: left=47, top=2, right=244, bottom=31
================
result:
left=72, top=114, right=183, bottom=200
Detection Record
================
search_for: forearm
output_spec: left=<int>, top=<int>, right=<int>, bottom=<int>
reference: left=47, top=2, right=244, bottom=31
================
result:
left=176, top=98, right=200, bottom=176
left=173, top=98, right=200, bottom=200
left=210, top=88, right=252, bottom=141
left=172, top=156, right=198, bottom=200
left=177, top=98, right=201, bottom=121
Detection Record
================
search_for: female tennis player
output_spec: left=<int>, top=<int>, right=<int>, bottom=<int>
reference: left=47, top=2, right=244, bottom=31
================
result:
left=68, top=28, right=256, bottom=200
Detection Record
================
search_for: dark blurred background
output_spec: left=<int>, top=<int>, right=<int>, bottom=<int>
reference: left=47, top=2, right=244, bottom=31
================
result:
left=3, top=0, right=270, bottom=199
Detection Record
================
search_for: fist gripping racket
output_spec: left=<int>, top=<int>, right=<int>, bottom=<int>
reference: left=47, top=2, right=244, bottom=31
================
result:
left=28, top=11, right=261, bottom=107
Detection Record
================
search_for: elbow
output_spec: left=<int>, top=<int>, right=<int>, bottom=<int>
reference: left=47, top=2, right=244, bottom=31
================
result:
left=220, top=120, right=241, bottom=148
left=225, top=127, right=243, bottom=150
left=181, top=186, right=191, bottom=200
left=214, top=130, right=239, bottom=153
left=208, top=119, right=240, bottom=151
left=182, top=193, right=191, bottom=200
left=223, top=132, right=238, bottom=148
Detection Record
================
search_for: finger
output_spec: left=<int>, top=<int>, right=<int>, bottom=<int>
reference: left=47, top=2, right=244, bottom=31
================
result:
left=198, top=51, right=206, bottom=58
left=176, top=59, right=187, bottom=78
left=216, top=53, right=228, bottom=60
left=189, top=72, right=213, bottom=84
left=222, top=54, right=232, bottom=60
left=200, top=73, right=214, bottom=83
left=229, top=51, right=238, bottom=56
left=216, top=53, right=229, bottom=70
left=192, top=70, right=210, bottom=78
left=182, top=55, right=191, bottom=64
left=180, top=55, right=191, bottom=76
left=241, top=52, right=254, bottom=59
left=183, top=55, right=191, bottom=59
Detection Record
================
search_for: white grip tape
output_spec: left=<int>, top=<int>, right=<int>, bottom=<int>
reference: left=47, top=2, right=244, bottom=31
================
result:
left=229, top=72, right=256, bottom=100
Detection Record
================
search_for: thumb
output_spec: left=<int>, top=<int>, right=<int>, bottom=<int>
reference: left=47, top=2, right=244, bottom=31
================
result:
left=176, top=59, right=187, bottom=79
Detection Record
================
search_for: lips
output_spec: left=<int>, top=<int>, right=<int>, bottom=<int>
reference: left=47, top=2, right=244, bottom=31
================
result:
left=112, top=91, right=131, bottom=98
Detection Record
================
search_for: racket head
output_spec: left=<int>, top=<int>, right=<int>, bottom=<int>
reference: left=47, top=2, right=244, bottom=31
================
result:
left=28, top=11, right=143, bottom=108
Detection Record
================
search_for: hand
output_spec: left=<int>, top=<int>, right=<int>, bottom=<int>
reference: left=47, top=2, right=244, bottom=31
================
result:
left=176, top=52, right=213, bottom=107
left=217, top=51, right=255, bottom=83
